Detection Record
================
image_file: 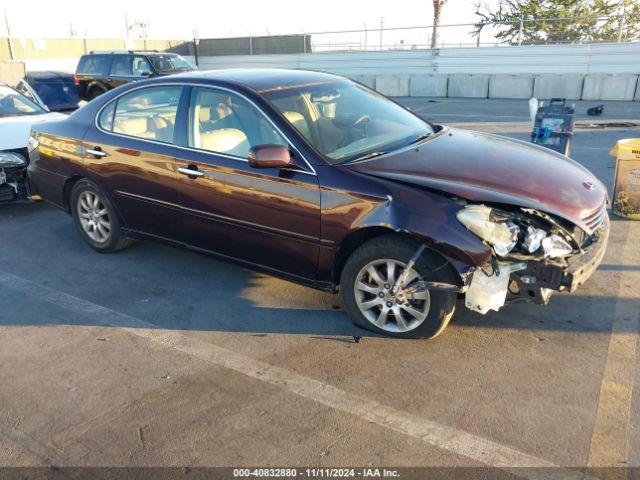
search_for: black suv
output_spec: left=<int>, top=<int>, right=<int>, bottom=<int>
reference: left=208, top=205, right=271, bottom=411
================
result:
left=74, top=51, right=196, bottom=101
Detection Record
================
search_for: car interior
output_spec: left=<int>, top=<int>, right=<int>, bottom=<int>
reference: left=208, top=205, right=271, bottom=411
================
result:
left=188, top=89, right=286, bottom=158
left=111, top=87, right=181, bottom=143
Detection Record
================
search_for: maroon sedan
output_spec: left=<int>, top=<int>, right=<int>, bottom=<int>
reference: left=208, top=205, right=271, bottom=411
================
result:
left=27, top=69, right=609, bottom=338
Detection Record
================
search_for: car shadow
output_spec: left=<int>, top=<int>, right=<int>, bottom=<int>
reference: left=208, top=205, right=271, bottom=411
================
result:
left=0, top=203, right=634, bottom=339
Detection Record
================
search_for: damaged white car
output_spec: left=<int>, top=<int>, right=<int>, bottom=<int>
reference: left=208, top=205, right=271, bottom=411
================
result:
left=0, top=84, right=65, bottom=203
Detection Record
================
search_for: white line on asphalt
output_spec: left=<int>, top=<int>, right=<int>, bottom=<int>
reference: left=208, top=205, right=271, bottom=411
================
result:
left=0, top=270, right=592, bottom=480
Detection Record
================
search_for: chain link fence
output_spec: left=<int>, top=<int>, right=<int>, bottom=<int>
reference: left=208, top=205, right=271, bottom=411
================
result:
left=191, top=15, right=636, bottom=56
left=307, top=15, right=634, bottom=52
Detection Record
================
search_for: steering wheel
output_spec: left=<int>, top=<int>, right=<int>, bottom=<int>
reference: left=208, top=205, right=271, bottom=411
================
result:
left=338, top=114, right=371, bottom=148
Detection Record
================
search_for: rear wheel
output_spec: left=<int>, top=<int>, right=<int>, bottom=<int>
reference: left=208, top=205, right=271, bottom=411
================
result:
left=340, top=235, right=458, bottom=339
left=88, top=87, right=106, bottom=100
left=70, top=179, right=132, bottom=253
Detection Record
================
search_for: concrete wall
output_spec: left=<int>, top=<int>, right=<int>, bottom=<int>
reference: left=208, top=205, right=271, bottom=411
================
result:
left=192, top=42, right=639, bottom=100
left=489, top=75, right=534, bottom=99
left=533, top=74, right=584, bottom=100
left=447, top=74, right=489, bottom=98
left=351, top=75, right=376, bottom=89
left=0, top=60, right=25, bottom=86
left=195, top=42, right=640, bottom=76
left=9, top=40, right=640, bottom=100
left=375, top=75, right=410, bottom=96
left=409, top=74, right=447, bottom=97
left=582, top=74, right=639, bottom=101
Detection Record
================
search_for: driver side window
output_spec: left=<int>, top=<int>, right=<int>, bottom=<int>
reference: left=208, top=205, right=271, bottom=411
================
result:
left=102, top=86, right=182, bottom=144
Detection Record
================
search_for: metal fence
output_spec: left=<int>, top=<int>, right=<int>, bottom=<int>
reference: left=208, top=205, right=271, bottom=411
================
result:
left=193, top=15, right=636, bottom=55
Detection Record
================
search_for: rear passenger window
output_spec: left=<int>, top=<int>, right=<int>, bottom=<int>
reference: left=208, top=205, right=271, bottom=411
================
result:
left=188, top=87, right=287, bottom=158
left=98, top=101, right=116, bottom=131
left=102, top=86, right=182, bottom=143
left=77, top=55, right=111, bottom=76
left=110, top=56, right=132, bottom=76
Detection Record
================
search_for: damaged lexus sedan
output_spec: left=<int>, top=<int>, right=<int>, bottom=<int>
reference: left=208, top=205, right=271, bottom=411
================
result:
left=27, top=69, right=609, bottom=338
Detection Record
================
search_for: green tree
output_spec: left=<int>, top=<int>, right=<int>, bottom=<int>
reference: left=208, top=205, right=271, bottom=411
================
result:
left=473, top=0, right=639, bottom=45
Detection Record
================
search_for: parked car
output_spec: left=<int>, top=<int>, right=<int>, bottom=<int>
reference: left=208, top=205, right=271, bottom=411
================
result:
left=27, top=70, right=609, bottom=338
left=0, top=84, right=65, bottom=203
left=74, top=50, right=196, bottom=102
left=16, top=71, right=80, bottom=112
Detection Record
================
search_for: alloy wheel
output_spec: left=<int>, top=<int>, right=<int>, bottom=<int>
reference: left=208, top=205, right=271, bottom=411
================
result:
left=354, top=259, right=431, bottom=333
left=77, top=190, right=111, bottom=244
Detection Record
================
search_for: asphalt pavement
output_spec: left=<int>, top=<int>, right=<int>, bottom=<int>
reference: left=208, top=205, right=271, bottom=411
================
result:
left=1, top=98, right=639, bottom=479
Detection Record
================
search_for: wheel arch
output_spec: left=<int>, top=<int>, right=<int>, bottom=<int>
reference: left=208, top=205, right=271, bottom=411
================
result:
left=332, top=227, right=462, bottom=287
left=62, top=175, right=85, bottom=212
left=87, top=81, right=108, bottom=97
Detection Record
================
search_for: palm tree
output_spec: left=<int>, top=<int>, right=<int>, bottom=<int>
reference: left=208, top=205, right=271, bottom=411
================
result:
left=431, top=0, right=446, bottom=48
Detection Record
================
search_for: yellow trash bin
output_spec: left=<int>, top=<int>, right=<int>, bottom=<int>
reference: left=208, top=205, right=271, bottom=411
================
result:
left=610, top=138, right=640, bottom=219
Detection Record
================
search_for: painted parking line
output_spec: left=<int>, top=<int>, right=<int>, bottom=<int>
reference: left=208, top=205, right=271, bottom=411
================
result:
left=587, top=222, right=640, bottom=475
left=0, top=269, right=589, bottom=480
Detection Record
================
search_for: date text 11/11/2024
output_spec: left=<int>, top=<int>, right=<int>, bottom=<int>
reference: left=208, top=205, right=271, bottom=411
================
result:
left=233, top=468, right=401, bottom=477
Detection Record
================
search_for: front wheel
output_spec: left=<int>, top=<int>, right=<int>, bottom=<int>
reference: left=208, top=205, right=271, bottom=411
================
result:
left=340, top=235, right=458, bottom=339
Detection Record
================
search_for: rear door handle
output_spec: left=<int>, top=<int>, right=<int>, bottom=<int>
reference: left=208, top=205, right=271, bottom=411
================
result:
left=86, top=147, right=108, bottom=158
left=178, top=166, right=204, bottom=177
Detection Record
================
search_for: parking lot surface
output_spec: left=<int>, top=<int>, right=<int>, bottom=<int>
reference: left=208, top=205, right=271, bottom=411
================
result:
left=1, top=98, right=639, bottom=477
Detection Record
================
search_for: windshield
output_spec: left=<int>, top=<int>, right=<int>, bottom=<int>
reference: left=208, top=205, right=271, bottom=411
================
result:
left=263, top=80, right=433, bottom=164
left=149, top=54, right=194, bottom=73
left=30, top=77, right=79, bottom=109
left=0, top=86, right=46, bottom=117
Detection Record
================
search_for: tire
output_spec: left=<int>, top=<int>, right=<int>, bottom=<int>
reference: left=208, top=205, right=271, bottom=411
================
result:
left=70, top=179, right=132, bottom=253
left=340, top=235, right=458, bottom=339
left=88, top=87, right=106, bottom=101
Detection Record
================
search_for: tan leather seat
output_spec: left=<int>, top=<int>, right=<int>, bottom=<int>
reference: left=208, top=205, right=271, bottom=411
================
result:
left=198, top=106, right=212, bottom=123
left=199, top=128, right=250, bottom=157
left=113, top=117, right=156, bottom=139
left=282, top=111, right=311, bottom=139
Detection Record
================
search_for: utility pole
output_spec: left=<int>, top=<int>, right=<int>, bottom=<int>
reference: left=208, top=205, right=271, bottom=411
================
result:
left=379, top=17, right=384, bottom=51
left=4, top=10, right=14, bottom=60
left=193, top=27, right=200, bottom=67
left=363, top=23, right=368, bottom=51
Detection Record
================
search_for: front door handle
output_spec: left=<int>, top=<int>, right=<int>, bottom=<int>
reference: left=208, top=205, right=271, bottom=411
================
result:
left=86, top=147, right=108, bottom=158
left=178, top=166, right=204, bottom=177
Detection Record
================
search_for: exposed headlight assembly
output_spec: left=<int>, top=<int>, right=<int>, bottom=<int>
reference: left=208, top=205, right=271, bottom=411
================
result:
left=456, top=205, right=520, bottom=256
left=541, top=235, right=573, bottom=258
left=457, top=204, right=575, bottom=259
left=0, top=152, right=27, bottom=168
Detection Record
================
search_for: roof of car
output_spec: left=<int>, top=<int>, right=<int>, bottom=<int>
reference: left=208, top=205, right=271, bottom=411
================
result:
left=169, top=68, right=347, bottom=93
left=25, top=71, right=73, bottom=80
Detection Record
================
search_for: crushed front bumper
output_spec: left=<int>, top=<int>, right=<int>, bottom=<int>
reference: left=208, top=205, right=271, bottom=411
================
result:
left=513, top=215, right=610, bottom=303
left=465, top=215, right=610, bottom=313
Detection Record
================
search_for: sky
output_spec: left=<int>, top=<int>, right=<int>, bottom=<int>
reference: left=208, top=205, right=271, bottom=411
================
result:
left=1, top=0, right=499, bottom=43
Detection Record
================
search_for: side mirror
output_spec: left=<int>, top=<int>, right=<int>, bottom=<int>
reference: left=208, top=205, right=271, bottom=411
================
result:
left=140, top=71, right=153, bottom=77
left=248, top=145, right=292, bottom=169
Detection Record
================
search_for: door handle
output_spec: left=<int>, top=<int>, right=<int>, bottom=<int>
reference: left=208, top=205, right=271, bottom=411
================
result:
left=86, top=147, right=108, bottom=158
left=178, top=166, right=204, bottom=177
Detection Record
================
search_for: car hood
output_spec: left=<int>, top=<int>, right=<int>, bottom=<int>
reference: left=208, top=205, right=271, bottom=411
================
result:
left=347, top=128, right=607, bottom=234
left=0, top=112, right=66, bottom=151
